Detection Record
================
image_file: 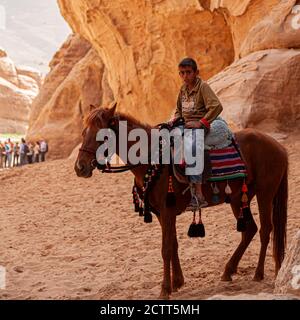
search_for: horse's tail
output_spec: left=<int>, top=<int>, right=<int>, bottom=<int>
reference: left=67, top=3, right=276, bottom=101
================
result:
left=272, top=164, right=288, bottom=274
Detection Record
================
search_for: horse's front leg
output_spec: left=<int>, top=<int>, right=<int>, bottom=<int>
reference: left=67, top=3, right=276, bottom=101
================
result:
left=171, top=229, right=184, bottom=292
left=159, top=209, right=176, bottom=299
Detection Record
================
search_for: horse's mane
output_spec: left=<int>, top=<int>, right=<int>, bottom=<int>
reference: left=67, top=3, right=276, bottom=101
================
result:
left=84, top=108, right=103, bottom=129
left=84, top=107, right=152, bottom=131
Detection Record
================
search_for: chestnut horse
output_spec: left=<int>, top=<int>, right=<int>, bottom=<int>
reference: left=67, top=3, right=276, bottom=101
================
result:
left=75, top=104, right=288, bottom=299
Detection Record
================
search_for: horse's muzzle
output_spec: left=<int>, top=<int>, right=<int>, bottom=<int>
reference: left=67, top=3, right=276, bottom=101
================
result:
left=75, top=160, right=93, bottom=178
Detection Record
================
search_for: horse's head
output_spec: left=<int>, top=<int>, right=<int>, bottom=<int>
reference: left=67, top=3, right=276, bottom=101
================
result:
left=75, top=103, right=117, bottom=178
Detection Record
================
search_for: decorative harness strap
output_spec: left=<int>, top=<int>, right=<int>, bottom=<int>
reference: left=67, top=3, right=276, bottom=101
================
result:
left=79, top=146, right=141, bottom=173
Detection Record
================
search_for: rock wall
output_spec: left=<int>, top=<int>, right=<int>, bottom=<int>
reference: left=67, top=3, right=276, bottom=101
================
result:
left=209, top=49, right=300, bottom=131
left=0, top=48, right=41, bottom=134
left=57, top=0, right=234, bottom=123
left=26, top=35, right=113, bottom=159
left=204, top=0, right=300, bottom=58
left=28, top=0, right=300, bottom=158
left=56, top=0, right=300, bottom=129
left=274, top=230, right=300, bottom=297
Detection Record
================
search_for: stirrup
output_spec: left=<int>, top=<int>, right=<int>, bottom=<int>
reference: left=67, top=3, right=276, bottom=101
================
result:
left=186, top=195, right=208, bottom=212
left=198, top=199, right=208, bottom=209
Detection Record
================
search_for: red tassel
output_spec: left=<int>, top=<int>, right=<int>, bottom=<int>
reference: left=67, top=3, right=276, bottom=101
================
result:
left=166, top=175, right=176, bottom=207
left=242, top=180, right=248, bottom=193
left=168, top=176, right=174, bottom=192
left=238, top=179, right=249, bottom=232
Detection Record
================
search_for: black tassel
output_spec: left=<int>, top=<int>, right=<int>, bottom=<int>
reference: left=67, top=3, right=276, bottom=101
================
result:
left=188, top=211, right=205, bottom=238
left=188, top=223, right=198, bottom=237
left=211, top=182, right=220, bottom=204
left=237, top=217, right=246, bottom=232
left=139, top=204, right=144, bottom=217
left=212, top=194, right=220, bottom=204
left=242, top=206, right=252, bottom=222
left=225, top=181, right=232, bottom=204
left=188, top=222, right=206, bottom=238
left=237, top=179, right=249, bottom=232
left=132, top=185, right=139, bottom=212
left=166, top=192, right=176, bottom=207
left=196, top=223, right=205, bottom=237
left=144, top=212, right=152, bottom=223
left=225, top=195, right=231, bottom=203
left=143, top=197, right=152, bottom=223
left=196, top=210, right=205, bottom=237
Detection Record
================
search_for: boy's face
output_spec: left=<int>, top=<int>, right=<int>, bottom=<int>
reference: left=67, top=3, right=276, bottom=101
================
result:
left=178, top=66, right=198, bottom=86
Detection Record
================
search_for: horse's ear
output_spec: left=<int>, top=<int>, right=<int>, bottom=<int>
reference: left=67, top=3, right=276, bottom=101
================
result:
left=106, top=102, right=117, bottom=118
left=89, top=104, right=96, bottom=112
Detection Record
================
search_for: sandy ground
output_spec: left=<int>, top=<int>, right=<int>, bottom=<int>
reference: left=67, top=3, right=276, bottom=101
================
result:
left=0, top=134, right=299, bottom=300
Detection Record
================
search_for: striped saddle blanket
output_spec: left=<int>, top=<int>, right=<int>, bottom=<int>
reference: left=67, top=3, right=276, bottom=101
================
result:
left=207, top=143, right=247, bottom=182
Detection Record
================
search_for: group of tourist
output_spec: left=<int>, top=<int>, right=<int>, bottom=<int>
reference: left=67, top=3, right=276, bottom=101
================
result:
left=0, top=138, right=48, bottom=169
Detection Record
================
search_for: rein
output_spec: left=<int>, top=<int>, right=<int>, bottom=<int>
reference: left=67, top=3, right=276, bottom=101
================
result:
left=79, top=147, right=141, bottom=173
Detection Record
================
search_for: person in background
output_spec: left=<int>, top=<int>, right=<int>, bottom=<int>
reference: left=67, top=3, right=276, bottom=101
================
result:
left=0, top=141, right=5, bottom=168
left=13, top=142, right=20, bottom=167
left=3, top=141, right=7, bottom=168
left=5, top=139, right=13, bottom=168
left=20, top=138, right=28, bottom=166
left=40, top=139, right=48, bottom=162
left=27, top=142, right=34, bottom=164
left=34, top=141, right=40, bottom=163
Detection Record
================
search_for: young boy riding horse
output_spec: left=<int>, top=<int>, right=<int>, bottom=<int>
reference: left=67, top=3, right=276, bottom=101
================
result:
left=172, top=57, right=225, bottom=209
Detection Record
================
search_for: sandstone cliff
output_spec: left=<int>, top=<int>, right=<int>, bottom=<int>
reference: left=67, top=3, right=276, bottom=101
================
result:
left=275, top=230, right=300, bottom=297
left=57, top=0, right=234, bottom=124
left=209, top=49, right=300, bottom=131
left=26, top=35, right=113, bottom=159
left=56, top=0, right=299, bottom=131
left=0, top=48, right=41, bottom=134
left=28, top=0, right=300, bottom=158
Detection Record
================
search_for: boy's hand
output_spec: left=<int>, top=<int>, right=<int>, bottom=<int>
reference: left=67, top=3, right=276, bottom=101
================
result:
left=185, top=121, right=203, bottom=129
left=185, top=121, right=210, bottom=135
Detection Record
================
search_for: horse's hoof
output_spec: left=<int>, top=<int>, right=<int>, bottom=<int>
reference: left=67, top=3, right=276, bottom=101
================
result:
left=172, top=279, right=184, bottom=292
left=221, top=274, right=233, bottom=281
left=159, top=286, right=171, bottom=300
left=159, top=292, right=170, bottom=300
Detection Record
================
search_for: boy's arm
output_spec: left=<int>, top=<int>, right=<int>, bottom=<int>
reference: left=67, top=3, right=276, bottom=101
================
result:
left=171, top=92, right=182, bottom=121
left=201, top=82, right=223, bottom=124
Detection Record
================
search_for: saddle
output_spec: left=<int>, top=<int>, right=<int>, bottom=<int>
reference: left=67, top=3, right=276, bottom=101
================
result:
left=172, top=150, right=211, bottom=185
left=161, top=117, right=243, bottom=185
left=159, top=117, right=211, bottom=185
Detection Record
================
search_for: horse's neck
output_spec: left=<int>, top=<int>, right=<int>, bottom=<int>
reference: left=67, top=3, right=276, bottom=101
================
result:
left=115, top=117, right=151, bottom=159
left=115, top=117, right=150, bottom=185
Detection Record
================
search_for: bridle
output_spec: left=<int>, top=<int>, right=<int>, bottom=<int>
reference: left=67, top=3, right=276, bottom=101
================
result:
left=78, top=145, right=141, bottom=173
left=79, top=147, right=96, bottom=156
left=78, top=115, right=182, bottom=173
left=78, top=146, right=102, bottom=170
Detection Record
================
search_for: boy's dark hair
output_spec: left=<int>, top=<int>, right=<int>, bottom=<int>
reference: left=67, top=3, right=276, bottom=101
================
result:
left=178, top=58, right=198, bottom=71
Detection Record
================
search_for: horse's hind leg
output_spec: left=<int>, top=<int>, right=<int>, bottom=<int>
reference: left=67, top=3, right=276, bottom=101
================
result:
left=157, top=214, right=184, bottom=294
left=253, top=195, right=273, bottom=281
left=159, top=209, right=177, bottom=299
left=221, top=199, right=257, bottom=281
left=171, top=231, right=184, bottom=292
